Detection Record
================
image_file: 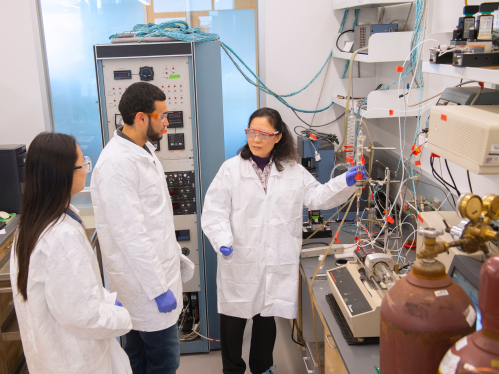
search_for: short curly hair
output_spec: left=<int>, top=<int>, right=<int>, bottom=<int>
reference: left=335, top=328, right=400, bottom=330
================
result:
left=118, top=82, right=166, bottom=126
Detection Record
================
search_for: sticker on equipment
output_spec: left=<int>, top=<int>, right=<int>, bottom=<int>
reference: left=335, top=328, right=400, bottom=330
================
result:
left=439, top=350, right=460, bottom=374
left=435, top=290, right=449, bottom=297
left=463, top=305, right=476, bottom=327
left=455, top=336, right=468, bottom=351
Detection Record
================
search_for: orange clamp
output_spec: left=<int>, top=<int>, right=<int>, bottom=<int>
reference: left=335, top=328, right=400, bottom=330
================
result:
left=386, top=216, right=395, bottom=224
left=334, top=232, right=340, bottom=244
left=414, top=160, right=421, bottom=166
left=396, top=66, right=404, bottom=73
left=441, top=114, right=447, bottom=121
left=389, top=109, right=394, bottom=116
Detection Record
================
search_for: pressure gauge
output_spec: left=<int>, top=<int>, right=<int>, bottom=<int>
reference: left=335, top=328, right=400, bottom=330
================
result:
left=139, top=66, right=154, bottom=81
left=457, top=193, right=483, bottom=221
left=482, top=194, right=499, bottom=220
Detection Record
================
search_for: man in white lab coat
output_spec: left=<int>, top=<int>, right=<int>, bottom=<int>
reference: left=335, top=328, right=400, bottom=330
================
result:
left=91, top=82, right=190, bottom=374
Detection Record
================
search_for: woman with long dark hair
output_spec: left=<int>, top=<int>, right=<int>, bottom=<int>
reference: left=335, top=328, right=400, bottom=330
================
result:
left=201, top=108, right=364, bottom=374
left=10, top=132, right=133, bottom=374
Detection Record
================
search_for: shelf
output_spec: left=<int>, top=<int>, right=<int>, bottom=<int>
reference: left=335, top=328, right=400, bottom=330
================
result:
left=333, top=32, right=414, bottom=63
left=332, top=0, right=414, bottom=10
left=334, top=88, right=419, bottom=118
left=422, top=62, right=499, bottom=85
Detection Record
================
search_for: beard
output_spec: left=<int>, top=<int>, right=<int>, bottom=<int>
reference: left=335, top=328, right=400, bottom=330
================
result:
left=147, top=117, right=163, bottom=142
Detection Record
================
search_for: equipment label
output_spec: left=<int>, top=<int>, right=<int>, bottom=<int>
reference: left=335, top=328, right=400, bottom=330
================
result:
left=435, top=290, right=449, bottom=297
left=463, top=305, right=477, bottom=327
left=485, top=156, right=499, bottom=164
left=439, top=350, right=460, bottom=374
left=490, top=144, right=499, bottom=155
left=455, top=336, right=468, bottom=351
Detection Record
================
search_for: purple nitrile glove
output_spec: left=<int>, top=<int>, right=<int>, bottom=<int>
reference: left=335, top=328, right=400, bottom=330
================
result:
left=220, top=245, right=233, bottom=256
left=155, top=289, right=177, bottom=313
left=345, top=165, right=367, bottom=187
left=115, top=300, right=123, bottom=307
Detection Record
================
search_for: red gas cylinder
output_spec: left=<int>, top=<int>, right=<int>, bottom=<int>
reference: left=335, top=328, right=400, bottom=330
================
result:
left=439, top=254, right=499, bottom=374
left=380, top=258, right=476, bottom=374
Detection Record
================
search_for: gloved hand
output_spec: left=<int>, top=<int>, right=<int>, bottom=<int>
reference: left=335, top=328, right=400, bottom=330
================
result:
left=345, top=165, right=367, bottom=187
left=220, top=245, right=233, bottom=256
left=115, top=300, right=123, bottom=307
left=155, top=289, right=177, bottom=313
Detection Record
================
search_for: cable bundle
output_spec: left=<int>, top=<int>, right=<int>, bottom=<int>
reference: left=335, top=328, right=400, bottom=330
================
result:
left=109, top=20, right=219, bottom=42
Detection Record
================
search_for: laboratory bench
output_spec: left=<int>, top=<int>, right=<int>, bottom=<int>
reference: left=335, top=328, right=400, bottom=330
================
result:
left=296, top=224, right=415, bottom=374
left=298, top=255, right=380, bottom=374
left=0, top=214, right=26, bottom=373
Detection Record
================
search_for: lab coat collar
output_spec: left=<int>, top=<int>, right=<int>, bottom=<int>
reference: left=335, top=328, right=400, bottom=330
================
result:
left=239, top=155, right=283, bottom=179
left=113, top=131, right=156, bottom=163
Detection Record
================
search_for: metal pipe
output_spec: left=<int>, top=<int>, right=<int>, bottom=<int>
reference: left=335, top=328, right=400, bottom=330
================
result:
left=371, top=276, right=386, bottom=297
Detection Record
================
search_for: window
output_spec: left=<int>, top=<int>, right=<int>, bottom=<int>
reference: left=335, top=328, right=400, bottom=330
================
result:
left=39, top=0, right=145, bottom=187
left=147, top=0, right=259, bottom=159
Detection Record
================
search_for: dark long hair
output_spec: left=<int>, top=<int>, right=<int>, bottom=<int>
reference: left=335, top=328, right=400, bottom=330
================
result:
left=15, top=132, right=78, bottom=301
left=239, top=107, right=299, bottom=171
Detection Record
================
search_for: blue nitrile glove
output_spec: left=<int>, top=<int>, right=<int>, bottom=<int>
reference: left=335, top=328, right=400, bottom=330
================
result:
left=345, top=165, right=367, bottom=187
left=220, top=245, right=233, bottom=256
left=115, top=300, right=123, bottom=307
left=155, top=289, right=177, bottom=313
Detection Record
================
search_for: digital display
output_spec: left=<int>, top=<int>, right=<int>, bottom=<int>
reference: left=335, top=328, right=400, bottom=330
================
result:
left=172, top=203, right=179, bottom=209
left=171, top=134, right=183, bottom=142
left=167, top=111, right=183, bottom=128
left=114, top=70, right=132, bottom=80
left=169, top=189, right=178, bottom=195
left=175, top=230, right=190, bottom=241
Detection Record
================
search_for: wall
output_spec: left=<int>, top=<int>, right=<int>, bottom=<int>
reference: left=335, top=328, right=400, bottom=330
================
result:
left=0, top=0, right=49, bottom=147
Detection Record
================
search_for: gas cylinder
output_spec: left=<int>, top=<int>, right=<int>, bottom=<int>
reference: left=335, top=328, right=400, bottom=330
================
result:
left=439, top=255, right=499, bottom=374
left=380, top=229, right=476, bottom=374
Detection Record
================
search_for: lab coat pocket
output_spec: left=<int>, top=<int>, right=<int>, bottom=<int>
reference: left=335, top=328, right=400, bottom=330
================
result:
left=220, top=246, right=259, bottom=282
left=265, top=263, right=299, bottom=303
left=180, top=254, right=195, bottom=283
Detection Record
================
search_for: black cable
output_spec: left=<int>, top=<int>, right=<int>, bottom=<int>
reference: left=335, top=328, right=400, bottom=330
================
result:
left=467, top=170, right=473, bottom=193
left=445, top=159, right=461, bottom=196
left=398, top=262, right=413, bottom=273
left=336, top=30, right=354, bottom=53
left=430, top=157, right=459, bottom=194
left=430, top=157, right=457, bottom=207
left=292, top=319, right=305, bottom=347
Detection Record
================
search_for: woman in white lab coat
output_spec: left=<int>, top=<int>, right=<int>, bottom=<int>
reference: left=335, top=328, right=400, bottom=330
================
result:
left=201, top=108, right=363, bottom=374
left=10, top=132, right=133, bottom=374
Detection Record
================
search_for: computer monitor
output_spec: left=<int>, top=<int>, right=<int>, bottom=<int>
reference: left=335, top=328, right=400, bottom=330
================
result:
left=448, top=255, right=484, bottom=331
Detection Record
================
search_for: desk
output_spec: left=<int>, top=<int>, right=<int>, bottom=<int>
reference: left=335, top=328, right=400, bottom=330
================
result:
left=299, top=255, right=380, bottom=374
left=0, top=214, right=25, bottom=372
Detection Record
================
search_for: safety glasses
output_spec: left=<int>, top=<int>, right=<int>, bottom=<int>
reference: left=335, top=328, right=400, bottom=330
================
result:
left=131, top=112, right=168, bottom=123
left=74, top=156, right=92, bottom=174
left=245, top=128, right=280, bottom=142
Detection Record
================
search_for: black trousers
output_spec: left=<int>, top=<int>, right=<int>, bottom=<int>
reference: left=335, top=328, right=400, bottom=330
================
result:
left=220, top=313, right=277, bottom=374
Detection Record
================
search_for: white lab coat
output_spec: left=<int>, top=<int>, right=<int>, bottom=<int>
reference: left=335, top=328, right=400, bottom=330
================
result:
left=201, top=156, right=355, bottom=319
left=91, top=133, right=193, bottom=332
left=10, top=208, right=133, bottom=374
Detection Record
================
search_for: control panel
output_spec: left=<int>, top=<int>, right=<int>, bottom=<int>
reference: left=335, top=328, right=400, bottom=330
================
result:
left=100, top=56, right=194, bottom=171
left=166, top=171, right=196, bottom=215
